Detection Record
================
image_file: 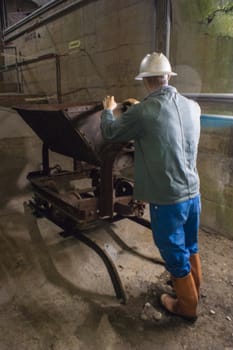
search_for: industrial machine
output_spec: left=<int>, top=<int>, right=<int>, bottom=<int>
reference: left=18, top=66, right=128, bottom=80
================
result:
left=14, top=101, right=163, bottom=303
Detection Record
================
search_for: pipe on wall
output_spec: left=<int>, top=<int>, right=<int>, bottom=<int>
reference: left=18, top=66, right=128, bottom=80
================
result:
left=154, top=0, right=172, bottom=57
left=0, top=0, right=8, bottom=30
left=184, top=93, right=233, bottom=104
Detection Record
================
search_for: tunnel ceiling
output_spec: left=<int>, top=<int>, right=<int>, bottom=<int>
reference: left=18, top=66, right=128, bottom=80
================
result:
left=32, top=0, right=51, bottom=6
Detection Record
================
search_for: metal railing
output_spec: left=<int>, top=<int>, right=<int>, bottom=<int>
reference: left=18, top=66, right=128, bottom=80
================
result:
left=0, top=46, right=21, bottom=93
left=184, top=93, right=233, bottom=104
left=0, top=51, right=62, bottom=102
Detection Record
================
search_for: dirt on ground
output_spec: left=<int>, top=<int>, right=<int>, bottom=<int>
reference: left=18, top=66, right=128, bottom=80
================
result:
left=0, top=198, right=232, bottom=350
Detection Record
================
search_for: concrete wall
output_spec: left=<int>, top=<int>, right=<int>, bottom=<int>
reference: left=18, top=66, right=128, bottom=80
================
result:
left=3, top=0, right=156, bottom=102
left=0, top=107, right=40, bottom=212
left=2, top=0, right=233, bottom=97
left=170, top=0, right=233, bottom=94
left=171, top=0, right=233, bottom=93
left=169, top=0, right=233, bottom=239
left=198, top=116, right=233, bottom=239
left=0, top=106, right=73, bottom=214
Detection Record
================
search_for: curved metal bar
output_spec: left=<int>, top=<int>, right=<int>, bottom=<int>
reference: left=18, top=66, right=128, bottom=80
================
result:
left=23, top=202, right=122, bottom=304
left=24, top=200, right=127, bottom=304
left=72, top=229, right=127, bottom=304
left=103, top=223, right=165, bottom=266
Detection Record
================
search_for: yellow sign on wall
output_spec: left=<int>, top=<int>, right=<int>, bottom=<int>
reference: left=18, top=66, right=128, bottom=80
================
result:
left=68, top=40, right=81, bottom=50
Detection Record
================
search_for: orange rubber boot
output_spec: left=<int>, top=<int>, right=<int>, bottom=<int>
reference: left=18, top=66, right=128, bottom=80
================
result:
left=190, top=253, right=202, bottom=297
left=161, top=272, right=198, bottom=321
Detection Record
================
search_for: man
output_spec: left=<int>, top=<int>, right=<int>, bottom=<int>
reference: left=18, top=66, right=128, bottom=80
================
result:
left=100, top=52, right=202, bottom=321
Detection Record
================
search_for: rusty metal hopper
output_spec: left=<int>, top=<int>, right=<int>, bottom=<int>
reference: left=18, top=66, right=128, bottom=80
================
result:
left=14, top=102, right=154, bottom=304
left=14, top=103, right=107, bottom=165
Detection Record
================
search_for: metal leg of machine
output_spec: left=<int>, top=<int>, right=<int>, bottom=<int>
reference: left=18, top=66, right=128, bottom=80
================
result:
left=24, top=201, right=127, bottom=304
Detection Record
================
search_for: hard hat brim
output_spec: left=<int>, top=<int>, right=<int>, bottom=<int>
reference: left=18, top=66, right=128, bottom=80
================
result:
left=135, top=71, right=177, bottom=80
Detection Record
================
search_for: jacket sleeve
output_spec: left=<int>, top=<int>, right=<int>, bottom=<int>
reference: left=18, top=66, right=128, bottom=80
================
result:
left=100, top=103, right=143, bottom=142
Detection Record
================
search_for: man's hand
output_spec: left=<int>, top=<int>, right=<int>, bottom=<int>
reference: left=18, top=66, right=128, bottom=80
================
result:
left=103, top=96, right=117, bottom=111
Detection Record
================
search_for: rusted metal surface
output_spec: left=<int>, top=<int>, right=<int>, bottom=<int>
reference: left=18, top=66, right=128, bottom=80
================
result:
left=14, top=103, right=104, bottom=165
left=14, top=102, right=136, bottom=218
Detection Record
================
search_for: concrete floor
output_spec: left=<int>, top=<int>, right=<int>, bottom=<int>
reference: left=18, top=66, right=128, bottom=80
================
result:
left=0, top=191, right=233, bottom=350
left=0, top=192, right=164, bottom=349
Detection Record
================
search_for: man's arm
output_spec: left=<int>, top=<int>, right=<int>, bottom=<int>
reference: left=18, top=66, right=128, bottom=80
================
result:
left=101, top=96, right=142, bottom=142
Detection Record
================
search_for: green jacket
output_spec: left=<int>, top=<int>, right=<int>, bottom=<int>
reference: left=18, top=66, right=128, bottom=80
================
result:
left=101, top=86, right=201, bottom=204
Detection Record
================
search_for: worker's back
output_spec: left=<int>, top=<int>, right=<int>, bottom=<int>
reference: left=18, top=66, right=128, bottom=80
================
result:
left=133, top=85, right=201, bottom=204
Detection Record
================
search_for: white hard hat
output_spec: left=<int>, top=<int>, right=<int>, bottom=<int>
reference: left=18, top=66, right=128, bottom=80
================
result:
left=135, top=52, right=177, bottom=80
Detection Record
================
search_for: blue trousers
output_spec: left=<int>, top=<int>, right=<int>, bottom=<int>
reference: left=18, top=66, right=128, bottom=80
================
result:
left=150, top=195, right=201, bottom=278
